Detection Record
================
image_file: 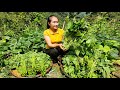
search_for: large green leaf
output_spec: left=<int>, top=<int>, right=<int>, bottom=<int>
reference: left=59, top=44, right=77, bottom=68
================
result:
left=75, top=50, right=80, bottom=56
left=66, top=21, right=73, bottom=30
left=86, top=39, right=92, bottom=44
left=103, top=45, right=110, bottom=53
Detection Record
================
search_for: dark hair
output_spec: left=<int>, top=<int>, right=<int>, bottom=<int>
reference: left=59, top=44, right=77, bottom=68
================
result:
left=47, top=15, right=58, bottom=29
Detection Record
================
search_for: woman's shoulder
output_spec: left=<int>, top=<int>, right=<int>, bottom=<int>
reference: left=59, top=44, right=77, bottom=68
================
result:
left=58, top=28, right=64, bottom=32
left=43, top=29, right=50, bottom=35
left=58, top=28, right=64, bottom=34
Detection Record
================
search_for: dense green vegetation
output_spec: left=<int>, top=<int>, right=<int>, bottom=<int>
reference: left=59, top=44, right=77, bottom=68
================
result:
left=4, top=51, right=51, bottom=77
left=62, top=12, right=120, bottom=78
left=0, top=12, right=120, bottom=78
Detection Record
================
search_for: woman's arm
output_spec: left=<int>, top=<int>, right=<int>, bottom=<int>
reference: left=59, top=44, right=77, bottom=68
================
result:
left=44, top=35, right=63, bottom=48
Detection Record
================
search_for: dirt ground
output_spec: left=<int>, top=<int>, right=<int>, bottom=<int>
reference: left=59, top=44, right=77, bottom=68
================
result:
left=111, top=65, right=120, bottom=78
left=46, top=63, right=66, bottom=78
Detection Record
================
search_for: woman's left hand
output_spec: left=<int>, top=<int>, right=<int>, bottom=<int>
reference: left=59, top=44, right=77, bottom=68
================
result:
left=59, top=44, right=67, bottom=51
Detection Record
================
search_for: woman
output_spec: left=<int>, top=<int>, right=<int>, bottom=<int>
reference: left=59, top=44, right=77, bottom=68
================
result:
left=43, top=15, right=68, bottom=64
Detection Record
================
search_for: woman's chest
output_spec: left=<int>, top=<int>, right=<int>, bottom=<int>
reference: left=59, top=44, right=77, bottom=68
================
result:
left=49, top=34, right=63, bottom=43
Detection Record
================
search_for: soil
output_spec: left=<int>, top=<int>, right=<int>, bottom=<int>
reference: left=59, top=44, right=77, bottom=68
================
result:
left=111, top=64, right=120, bottom=78
left=46, top=63, right=66, bottom=78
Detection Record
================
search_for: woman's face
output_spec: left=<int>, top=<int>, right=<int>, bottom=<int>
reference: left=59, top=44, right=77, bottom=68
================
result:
left=48, top=16, right=59, bottom=30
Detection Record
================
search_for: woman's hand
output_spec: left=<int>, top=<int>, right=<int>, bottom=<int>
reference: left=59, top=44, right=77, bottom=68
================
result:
left=58, top=44, right=67, bottom=51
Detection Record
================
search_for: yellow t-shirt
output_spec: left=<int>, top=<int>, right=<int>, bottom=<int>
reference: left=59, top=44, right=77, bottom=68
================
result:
left=43, top=28, right=64, bottom=49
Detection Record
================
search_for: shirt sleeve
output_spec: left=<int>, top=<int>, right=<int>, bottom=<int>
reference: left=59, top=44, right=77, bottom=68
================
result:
left=43, top=30, right=49, bottom=36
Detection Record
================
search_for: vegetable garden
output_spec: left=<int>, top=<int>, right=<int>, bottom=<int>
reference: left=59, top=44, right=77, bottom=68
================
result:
left=0, top=12, right=120, bottom=78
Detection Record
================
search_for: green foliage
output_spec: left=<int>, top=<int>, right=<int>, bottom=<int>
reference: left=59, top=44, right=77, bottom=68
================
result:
left=62, top=12, right=120, bottom=78
left=4, top=51, right=51, bottom=77
left=0, top=12, right=68, bottom=75
left=0, top=28, right=45, bottom=57
left=0, top=12, right=120, bottom=78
